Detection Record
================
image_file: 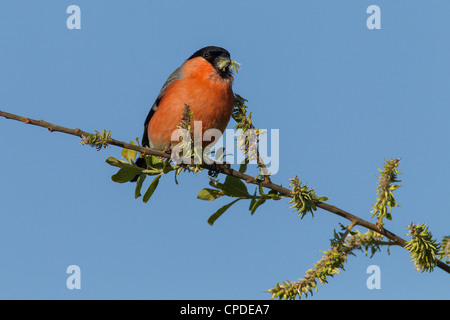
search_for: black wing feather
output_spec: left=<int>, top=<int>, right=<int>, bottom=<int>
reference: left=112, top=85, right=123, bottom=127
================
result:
left=141, top=65, right=185, bottom=148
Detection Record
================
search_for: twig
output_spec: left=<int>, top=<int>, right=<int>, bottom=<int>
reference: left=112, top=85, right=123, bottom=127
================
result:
left=1, top=109, right=449, bottom=274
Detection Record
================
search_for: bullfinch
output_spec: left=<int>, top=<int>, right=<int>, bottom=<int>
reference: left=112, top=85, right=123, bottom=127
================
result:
left=135, top=46, right=237, bottom=170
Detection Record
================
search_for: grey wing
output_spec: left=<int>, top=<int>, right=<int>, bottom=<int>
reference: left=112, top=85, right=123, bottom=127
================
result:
left=141, top=65, right=185, bottom=148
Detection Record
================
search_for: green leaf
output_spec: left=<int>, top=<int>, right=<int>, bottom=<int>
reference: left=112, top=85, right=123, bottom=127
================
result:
left=248, top=189, right=257, bottom=210
left=174, top=169, right=180, bottom=185
left=143, top=155, right=164, bottom=170
left=250, top=197, right=266, bottom=215
left=162, top=159, right=175, bottom=174
left=207, top=198, right=241, bottom=226
left=258, top=185, right=266, bottom=196
left=222, top=175, right=249, bottom=197
left=209, top=176, right=250, bottom=198
left=111, top=166, right=143, bottom=183
left=142, top=174, right=162, bottom=203
left=121, top=141, right=137, bottom=164
left=197, top=188, right=225, bottom=201
left=151, top=155, right=164, bottom=167
left=106, top=156, right=129, bottom=168
left=239, top=160, right=248, bottom=173
left=135, top=173, right=146, bottom=199
left=142, top=168, right=163, bottom=176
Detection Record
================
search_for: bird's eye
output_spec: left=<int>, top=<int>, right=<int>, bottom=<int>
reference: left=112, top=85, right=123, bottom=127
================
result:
left=203, top=52, right=210, bottom=58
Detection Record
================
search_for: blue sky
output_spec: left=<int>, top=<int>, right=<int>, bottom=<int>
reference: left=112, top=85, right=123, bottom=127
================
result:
left=0, top=1, right=449, bottom=299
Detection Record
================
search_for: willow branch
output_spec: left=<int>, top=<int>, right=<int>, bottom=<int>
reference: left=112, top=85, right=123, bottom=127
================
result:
left=1, top=109, right=449, bottom=274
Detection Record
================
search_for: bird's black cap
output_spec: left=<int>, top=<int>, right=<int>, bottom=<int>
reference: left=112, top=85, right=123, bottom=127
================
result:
left=188, top=46, right=231, bottom=62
